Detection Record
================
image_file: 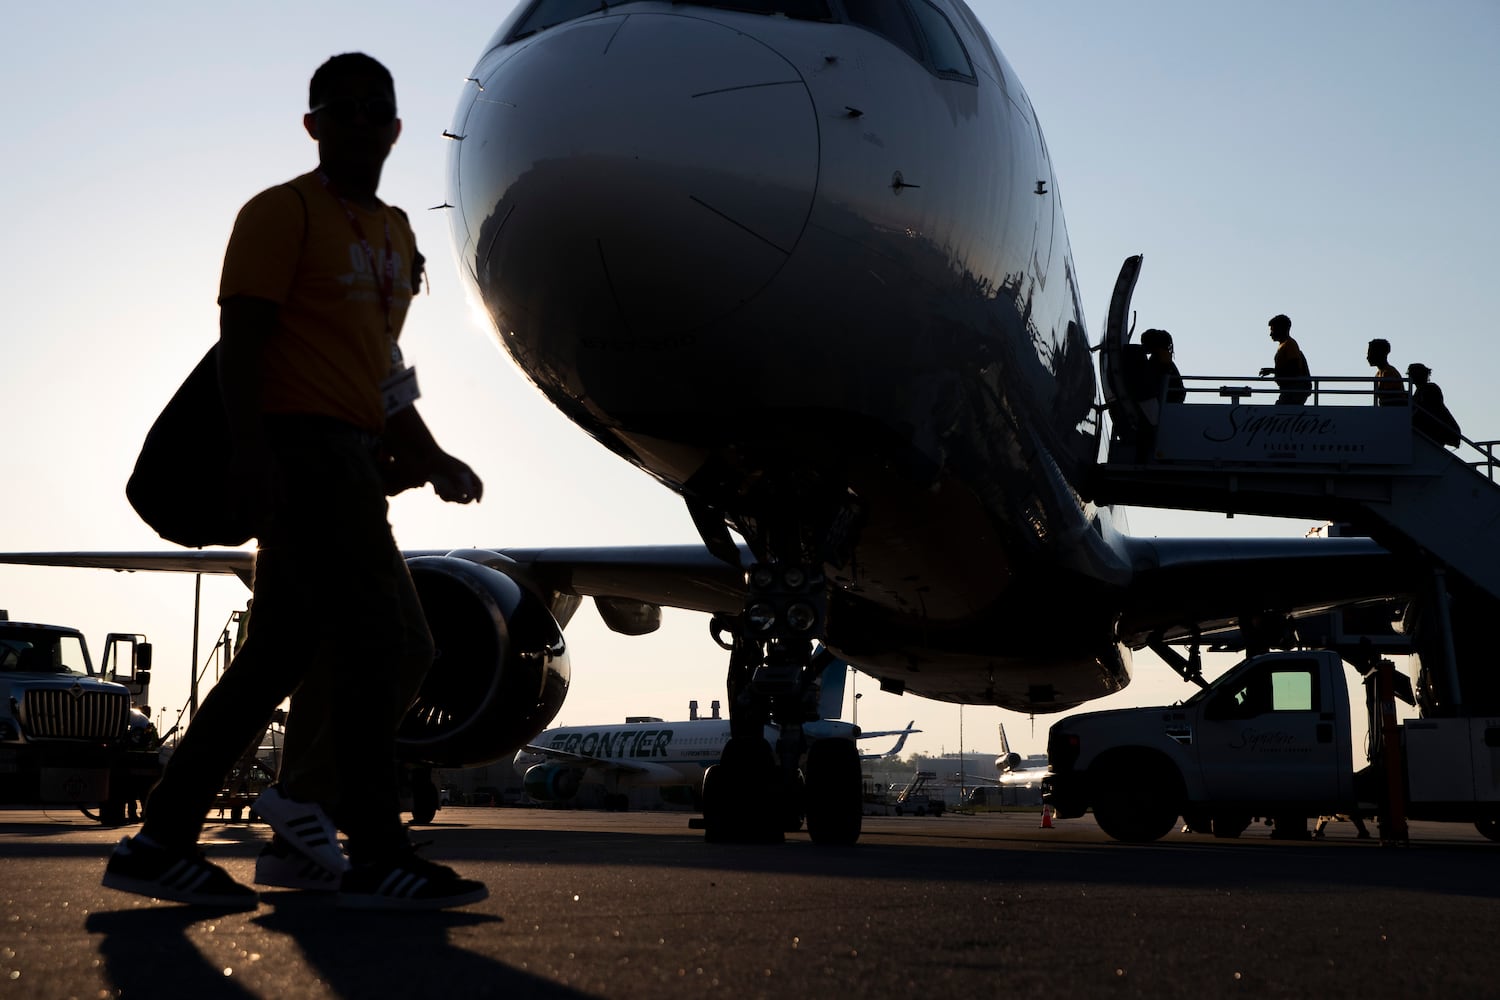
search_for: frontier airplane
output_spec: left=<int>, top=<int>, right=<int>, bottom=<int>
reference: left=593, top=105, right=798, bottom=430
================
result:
left=1, top=1, right=1408, bottom=845
left=516, top=718, right=917, bottom=811
left=516, top=662, right=915, bottom=810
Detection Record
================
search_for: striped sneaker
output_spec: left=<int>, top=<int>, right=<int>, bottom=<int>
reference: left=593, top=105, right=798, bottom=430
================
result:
left=254, top=835, right=341, bottom=891
left=102, top=836, right=258, bottom=909
left=252, top=785, right=349, bottom=875
left=337, top=848, right=488, bottom=911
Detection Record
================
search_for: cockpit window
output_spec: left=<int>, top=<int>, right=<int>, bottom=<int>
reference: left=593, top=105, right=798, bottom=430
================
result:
left=844, top=1, right=974, bottom=81
left=693, top=0, right=833, bottom=14
left=510, top=0, right=833, bottom=40
left=512, top=0, right=637, bottom=39
left=908, top=1, right=973, bottom=78
left=845, top=2, right=924, bottom=62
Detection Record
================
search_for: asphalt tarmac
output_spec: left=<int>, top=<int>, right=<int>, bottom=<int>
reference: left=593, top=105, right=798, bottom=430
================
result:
left=1, top=806, right=1496, bottom=999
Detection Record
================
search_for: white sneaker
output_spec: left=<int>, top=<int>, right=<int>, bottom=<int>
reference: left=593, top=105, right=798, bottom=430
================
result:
left=252, top=785, right=349, bottom=874
left=254, top=836, right=341, bottom=891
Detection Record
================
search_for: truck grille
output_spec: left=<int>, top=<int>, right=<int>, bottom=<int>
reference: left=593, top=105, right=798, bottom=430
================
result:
left=19, top=688, right=129, bottom=740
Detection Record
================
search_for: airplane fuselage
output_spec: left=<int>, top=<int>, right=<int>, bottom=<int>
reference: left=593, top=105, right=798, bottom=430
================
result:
left=515, top=715, right=896, bottom=799
left=449, top=2, right=1134, bottom=710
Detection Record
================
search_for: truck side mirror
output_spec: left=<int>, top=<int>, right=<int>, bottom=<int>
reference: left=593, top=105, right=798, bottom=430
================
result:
left=136, top=668, right=151, bottom=688
left=137, top=643, right=153, bottom=671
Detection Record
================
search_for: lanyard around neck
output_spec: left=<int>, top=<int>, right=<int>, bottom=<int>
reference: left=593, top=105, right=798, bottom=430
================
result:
left=318, top=171, right=395, bottom=337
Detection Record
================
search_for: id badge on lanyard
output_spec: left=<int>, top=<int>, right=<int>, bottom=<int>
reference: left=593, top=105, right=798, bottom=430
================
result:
left=382, top=341, right=421, bottom=415
left=321, top=172, right=422, bottom=417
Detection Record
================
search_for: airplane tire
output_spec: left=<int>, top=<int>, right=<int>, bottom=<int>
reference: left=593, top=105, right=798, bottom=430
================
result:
left=702, top=737, right=783, bottom=844
left=804, top=737, right=862, bottom=846
left=410, top=778, right=439, bottom=826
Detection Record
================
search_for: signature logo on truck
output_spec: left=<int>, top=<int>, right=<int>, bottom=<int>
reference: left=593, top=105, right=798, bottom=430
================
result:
left=1228, top=728, right=1309, bottom=753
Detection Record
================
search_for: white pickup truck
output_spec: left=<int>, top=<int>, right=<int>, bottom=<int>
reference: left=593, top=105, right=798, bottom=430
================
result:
left=1042, top=649, right=1500, bottom=842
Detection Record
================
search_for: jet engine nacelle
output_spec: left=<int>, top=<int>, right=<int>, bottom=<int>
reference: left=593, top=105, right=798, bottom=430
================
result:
left=522, top=763, right=584, bottom=802
left=997, top=752, right=1022, bottom=773
left=396, top=555, right=571, bottom=767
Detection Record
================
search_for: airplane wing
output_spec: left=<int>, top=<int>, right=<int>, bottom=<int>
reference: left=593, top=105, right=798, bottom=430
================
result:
left=0, top=544, right=747, bottom=616
left=0, top=535, right=1409, bottom=650
left=475, top=545, right=746, bottom=615
left=0, top=550, right=255, bottom=581
left=1113, top=535, right=1411, bottom=647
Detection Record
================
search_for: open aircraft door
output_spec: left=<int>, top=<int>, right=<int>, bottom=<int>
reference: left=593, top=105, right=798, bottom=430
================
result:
left=1099, top=254, right=1147, bottom=443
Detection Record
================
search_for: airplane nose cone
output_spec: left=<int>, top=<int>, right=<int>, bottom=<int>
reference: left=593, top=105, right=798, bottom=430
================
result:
left=453, top=14, right=817, bottom=350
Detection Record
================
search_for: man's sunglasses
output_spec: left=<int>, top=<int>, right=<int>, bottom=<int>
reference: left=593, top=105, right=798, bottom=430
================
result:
left=310, top=96, right=397, bottom=125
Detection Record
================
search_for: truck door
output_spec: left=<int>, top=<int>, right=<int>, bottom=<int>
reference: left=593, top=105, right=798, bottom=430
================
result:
left=101, top=633, right=152, bottom=707
left=1196, top=655, right=1344, bottom=804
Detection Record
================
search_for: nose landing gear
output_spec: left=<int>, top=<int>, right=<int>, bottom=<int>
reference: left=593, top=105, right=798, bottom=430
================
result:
left=697, top=562, right=863, bottom=845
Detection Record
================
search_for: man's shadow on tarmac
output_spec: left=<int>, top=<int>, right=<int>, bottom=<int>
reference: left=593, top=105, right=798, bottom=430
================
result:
left=254, top=898, right=590, bottom=999
left=87, top=906, right=262, bottom=1000
left=87, top=900, right=589, bottom=1000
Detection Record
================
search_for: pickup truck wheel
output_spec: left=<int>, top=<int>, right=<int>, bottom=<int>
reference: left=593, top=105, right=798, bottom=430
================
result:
left=1475, top=818, right=1500, bottom=842
left=97, top=799, right=127, bottom=828
left=1182, top=810, right=1213, bottom=835
left=1212, top=814, right=1252, bottom=838
left=1091, top=761, right=1182, bottom=843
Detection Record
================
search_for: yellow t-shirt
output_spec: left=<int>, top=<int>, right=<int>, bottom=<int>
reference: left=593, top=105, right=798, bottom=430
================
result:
left=218, top=170, right=419, bottom=431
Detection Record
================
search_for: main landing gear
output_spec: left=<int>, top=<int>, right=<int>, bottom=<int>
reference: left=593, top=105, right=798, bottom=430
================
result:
left=698, top=562, right=863, bottom=846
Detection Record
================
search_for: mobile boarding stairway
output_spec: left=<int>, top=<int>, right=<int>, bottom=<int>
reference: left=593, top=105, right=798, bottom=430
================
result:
left=1095, top=375, right=1500, bottom=603
left=1091, top=255, right=1500, bottom=609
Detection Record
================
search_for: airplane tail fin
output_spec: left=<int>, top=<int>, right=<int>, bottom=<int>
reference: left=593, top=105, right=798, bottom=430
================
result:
left=997, top=722, right=1021, bottom=772
left=860, top=722, right=918, bottom=759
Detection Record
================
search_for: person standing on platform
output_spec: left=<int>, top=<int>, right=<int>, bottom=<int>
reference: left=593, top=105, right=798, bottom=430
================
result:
left=1367, top=339, right=1408, bottom=407
left=1259, top=314, right=1311, bottom=405
left=1407, top=363, right=1461, bottom=446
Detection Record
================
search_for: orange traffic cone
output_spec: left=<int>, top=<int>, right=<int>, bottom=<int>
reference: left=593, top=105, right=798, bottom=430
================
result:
left=1040, top=804, right=1054, bottom=829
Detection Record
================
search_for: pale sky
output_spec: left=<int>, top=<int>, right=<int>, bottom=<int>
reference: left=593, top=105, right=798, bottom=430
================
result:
left=1, top=2, right=1495, bottom=760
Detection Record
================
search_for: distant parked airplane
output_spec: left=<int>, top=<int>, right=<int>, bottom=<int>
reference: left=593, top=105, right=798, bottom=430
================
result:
left=515, top=715, right=918, bottom=811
